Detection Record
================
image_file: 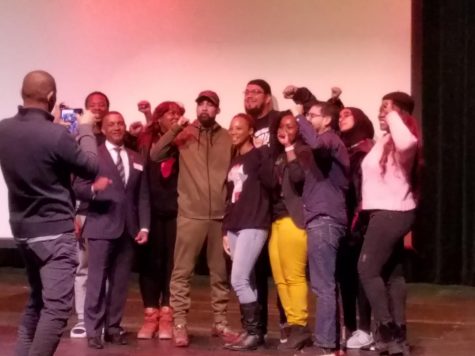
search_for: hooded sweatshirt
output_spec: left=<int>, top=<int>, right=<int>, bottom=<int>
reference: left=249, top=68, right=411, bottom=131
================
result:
left=150, top=120, right=231, bottom=219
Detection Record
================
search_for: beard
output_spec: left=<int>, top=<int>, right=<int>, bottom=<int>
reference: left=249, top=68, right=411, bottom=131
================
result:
left=198, top=113, right=215, bottom=128
left=244, top=103, right=265, bottom=118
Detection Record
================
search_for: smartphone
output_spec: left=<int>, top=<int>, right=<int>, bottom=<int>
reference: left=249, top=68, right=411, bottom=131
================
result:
left=60, top=108, right=83, bottom=134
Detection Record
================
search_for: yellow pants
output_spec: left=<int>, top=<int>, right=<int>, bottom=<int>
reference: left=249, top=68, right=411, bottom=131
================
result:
left=269, top=217, right=308, bottom=326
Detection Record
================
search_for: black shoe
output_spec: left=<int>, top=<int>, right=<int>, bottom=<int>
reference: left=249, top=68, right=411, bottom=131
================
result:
left=225, top=332, right=261, bottom=351
left=87, top=336, right=104, bottom=349
left=278, top=324, right=312, bottom=351
left=104, top=333, right=128, bottom=345
left=374, top=322, right=403, bottom=355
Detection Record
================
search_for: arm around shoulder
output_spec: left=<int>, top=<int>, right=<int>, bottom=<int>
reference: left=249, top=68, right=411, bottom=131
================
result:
left=149, top=123, right=183, bottom=162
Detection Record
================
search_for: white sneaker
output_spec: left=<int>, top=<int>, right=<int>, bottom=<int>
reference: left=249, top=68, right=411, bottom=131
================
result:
left=70, top=321, right=86, bottom=338
left=346, top=329, right=373, bottom=349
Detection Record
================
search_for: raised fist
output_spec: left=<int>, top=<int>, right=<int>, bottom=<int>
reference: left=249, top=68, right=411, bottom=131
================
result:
left=137, top=100, right=151, bottom=114
left=283, top=85, right=298, bottom=99
left=129, top=121, right=144, bottom=137
left=331, top=87, right=342, bottom=98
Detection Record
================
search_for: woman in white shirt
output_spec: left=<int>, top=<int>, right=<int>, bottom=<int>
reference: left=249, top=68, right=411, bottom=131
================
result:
left=358, top=92, right=423, bottom=356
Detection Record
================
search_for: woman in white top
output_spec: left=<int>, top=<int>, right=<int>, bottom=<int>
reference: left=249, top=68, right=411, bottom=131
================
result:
left=358, top=92, right=422, bottom=356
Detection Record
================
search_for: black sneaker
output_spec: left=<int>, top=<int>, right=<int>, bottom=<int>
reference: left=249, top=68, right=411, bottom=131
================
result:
left=279, top=323, right=290, bottom=344
left=278, top=325, right=312, bottom=351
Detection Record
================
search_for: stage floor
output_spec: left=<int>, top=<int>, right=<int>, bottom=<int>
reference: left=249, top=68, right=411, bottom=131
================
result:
left=0, top=267, right=474, bottom=355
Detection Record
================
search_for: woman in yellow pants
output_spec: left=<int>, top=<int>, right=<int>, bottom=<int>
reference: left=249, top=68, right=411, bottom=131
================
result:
left=268, top=112, right=311, bottom=351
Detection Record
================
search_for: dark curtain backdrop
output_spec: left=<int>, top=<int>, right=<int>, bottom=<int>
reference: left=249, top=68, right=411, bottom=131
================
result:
left=412, top=0, right=475, bottom=285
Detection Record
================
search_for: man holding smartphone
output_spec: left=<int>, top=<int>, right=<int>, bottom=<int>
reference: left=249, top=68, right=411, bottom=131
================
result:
left=0, top=70, right=99, bottom=356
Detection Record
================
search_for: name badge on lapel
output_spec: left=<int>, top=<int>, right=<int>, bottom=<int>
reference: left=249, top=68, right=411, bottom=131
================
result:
left=133, top=162, right=144, bottom=171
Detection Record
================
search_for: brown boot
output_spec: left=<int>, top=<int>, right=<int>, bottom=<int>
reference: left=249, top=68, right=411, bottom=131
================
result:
left=158, top=306, right=173, bottom=340
left=173, top=324, right=189, bottom=347
left=137, top=308, right=159, bottom=339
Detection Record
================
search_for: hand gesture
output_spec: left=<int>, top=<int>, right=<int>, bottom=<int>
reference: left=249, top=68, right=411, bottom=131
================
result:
left=129, top=121, right=144, bottom=137
left=135, top=230, right=148, bottom=245
left=222, top=235, right=231, bottom=256
left=52, top=102, right=65, bottom=124
left=78, top=109, right=96, bottom=126
left=177, top=116, right=189, bottom=127
left=92, top=176, right=112, bottom=193
left=290, top=104, right=304, bottom=117
left=283, top=85, right=298, bottom=99
left=277, top=129, right=291, bottom=147
left=137, top=100, right=151, bottom=114
left=331, top=87, right=342, bottom=98
left=52, top=102, right=71, bottom=128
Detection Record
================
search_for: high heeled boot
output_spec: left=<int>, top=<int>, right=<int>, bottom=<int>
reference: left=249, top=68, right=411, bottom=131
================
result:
left=225, top=302, right=262, bottom=351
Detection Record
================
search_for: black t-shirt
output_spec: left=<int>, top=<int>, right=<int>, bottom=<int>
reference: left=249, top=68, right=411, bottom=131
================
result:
left=223, top=147, right=272, bottom=231
left=253, top=110, right=282, bottom=158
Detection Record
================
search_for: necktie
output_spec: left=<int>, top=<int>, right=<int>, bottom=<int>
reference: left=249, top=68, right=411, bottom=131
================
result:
left=114, top=147, right=126, bottom=185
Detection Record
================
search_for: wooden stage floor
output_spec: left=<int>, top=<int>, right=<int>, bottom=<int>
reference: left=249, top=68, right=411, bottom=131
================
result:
left=0, top=267, right=474, bottom=355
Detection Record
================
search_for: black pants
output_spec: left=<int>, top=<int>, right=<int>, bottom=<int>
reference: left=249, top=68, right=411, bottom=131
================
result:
left=137, top=215, right=177, bottom=308
left=358, top=210, right=415, bottom=326
left=338, top=237, right=372, bottom=333
left=254, top=241, right=270, bottom=334
left=16, top=233, right=78, bottom=356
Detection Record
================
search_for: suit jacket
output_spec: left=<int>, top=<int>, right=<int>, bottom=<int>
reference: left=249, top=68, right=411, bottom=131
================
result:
left=74, top=144, right=150, bottom=239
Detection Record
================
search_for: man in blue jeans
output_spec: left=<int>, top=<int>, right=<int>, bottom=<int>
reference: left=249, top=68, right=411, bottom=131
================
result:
left=0, top=70, right=99, bottom=356
left=291, top=102, right=349, bottom=355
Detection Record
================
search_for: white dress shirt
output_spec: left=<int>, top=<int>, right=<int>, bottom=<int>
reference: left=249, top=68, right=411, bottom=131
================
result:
left=105, top=140, right=129, bottom=184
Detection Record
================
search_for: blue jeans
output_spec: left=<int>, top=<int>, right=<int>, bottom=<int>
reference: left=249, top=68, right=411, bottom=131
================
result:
left=307, top=216, right=346, bottom=349
left=227, top=229, right=268, bottom=304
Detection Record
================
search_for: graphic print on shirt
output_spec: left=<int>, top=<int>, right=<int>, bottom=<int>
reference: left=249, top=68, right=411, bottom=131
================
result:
left=253, top=127, right=270, bottom=148
left=228, top=163, right=248, bottom=203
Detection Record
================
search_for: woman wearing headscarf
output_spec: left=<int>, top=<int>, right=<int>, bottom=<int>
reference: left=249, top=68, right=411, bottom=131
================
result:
left=338, top=107, right=375, bottom=350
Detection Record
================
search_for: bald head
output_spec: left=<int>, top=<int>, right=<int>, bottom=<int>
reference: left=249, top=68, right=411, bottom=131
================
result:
left=21, top=70, right=57, bottom=111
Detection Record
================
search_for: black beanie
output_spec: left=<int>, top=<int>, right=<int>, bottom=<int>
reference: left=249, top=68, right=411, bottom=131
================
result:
left=382, top=91, right=414, bottom=114
left=247, top=79, right=272, bottom=95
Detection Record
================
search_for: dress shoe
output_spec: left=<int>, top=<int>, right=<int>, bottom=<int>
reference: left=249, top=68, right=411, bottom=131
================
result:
left=87, top=336, right=104, bottom=349
left=104, top=333, right=128, bottom=345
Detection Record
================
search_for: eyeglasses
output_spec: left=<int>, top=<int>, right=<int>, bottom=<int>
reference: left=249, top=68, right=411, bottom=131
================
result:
left=306, top=113, right=322, bottom=119
left=244, top=89, right=265, bottom=96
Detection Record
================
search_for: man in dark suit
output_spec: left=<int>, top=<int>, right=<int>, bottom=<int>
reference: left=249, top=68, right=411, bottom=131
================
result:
left=74, top=111, right=150, bottom=349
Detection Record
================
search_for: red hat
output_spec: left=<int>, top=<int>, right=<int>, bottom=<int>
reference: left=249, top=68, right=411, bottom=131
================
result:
left=196, top=90, right=220, bottom=107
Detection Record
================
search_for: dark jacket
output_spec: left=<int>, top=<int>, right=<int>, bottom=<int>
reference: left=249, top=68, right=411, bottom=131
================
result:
left=272, top=143, right=306, bottom=229
left=73, top=144, right=150, bottom=239
left=150, top=120, right=231, bottom=220
left=297, top=115, right=349, bottom=226
left=0, top=107, right=98, bottom=239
